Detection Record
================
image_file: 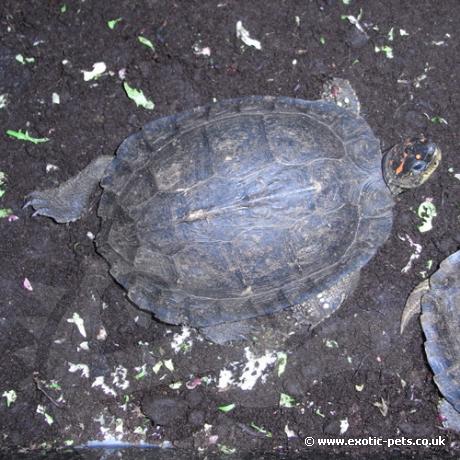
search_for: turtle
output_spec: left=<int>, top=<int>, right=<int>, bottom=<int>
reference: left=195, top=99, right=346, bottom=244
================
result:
left=24, top=79, right=441, bottom=344
left=401, top=250, right=460, bottom=430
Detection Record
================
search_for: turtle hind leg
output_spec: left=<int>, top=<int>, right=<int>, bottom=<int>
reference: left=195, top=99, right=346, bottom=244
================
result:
left=24, top=155, right=112, bottom=223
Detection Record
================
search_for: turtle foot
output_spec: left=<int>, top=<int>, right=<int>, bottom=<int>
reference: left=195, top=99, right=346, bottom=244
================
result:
left=24, top=155, right=112, bottom=223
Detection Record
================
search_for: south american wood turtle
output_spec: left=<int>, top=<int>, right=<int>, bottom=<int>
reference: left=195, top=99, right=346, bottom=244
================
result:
left=25, top=79, right=441, bottom=344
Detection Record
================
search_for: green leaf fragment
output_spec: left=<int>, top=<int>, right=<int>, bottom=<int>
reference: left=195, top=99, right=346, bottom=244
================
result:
left=108, top=18, right=122, bottom=29
left=430, top=116, right=448, bottom=125
left=138, top=36, right=155, bottom=51
left=48, top=381, right=62, bottom=390
left=315, top=408, right=325, bottom=418
left=7, top=129, right=49, bottom=144
left=417, top=201, right=437, bottom=233
left=0, top=190, right=4, bottom=198
left=0, top=208, right=12, bottom=218
left=218, top=403, right=235, bottom=413
left=342, top=0, right=351, bottom=4
left=375, top=45, right=393, bottom=59
left=60, top=4, right=67, bottom=13
left=279, top=393, right=296, bottom=408
left=218, top=444, right=236, bottom=454
left=426, top=259, right=433, bottom=270
left=250, top=422, right=272, bottom=437
left=134, top=365, right=147, bottom=380
left=123, top=82, right=155, bottom=110
left=319, top=36, right=326, bottom=45
left=276, top=351, right=287, bottom=377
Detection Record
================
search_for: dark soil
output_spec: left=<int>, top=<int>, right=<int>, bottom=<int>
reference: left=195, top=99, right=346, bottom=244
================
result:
left=1, top=0, right=460, bottom=458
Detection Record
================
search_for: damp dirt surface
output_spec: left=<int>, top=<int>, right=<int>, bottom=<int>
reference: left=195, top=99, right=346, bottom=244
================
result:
left=1, top=0, right=460, bottom=458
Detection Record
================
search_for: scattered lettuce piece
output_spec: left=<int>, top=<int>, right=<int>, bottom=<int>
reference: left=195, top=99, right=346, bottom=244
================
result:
left=279, top=393, right=296, bottom=408
left=250, top=422, right=272, bottom=437
left=430, top=115, right=448, bottom=125
left=138, top=36, right=155, bottom=50
left=107, top=18, right=122, bottom=29
left=15, top=54, right=35, bottom=65
left=276, top=351, right=287, bottom=376
left=6, top=130, right=49, bottom=144
left=123, top=82, right=155, bottom=110
left=417, top=201, right=437, bottom=232
left=375, top=45, right=393, bottom=59
left=218, top=403, right=236, bottom=413
left=2, top=390, right=17, bottom=407
left=82, top=62, right=106, bottom=81
left=0, top=208, right=12, bottom=218
left=218, top=444, right=236, bottom=454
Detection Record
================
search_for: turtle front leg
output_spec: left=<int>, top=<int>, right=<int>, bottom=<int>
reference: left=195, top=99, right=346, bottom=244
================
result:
left=24, top=155, right=112, bottom=223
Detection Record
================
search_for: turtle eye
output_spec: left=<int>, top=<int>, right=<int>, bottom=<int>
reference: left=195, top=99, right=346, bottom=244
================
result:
left=411, top=160, right=427, bottom=174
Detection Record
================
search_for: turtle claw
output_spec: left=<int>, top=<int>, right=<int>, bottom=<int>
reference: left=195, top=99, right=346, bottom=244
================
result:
left=24, top=187, right=88, bottom=223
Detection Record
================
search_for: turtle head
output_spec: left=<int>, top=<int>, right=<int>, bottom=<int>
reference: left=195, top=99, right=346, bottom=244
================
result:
left=382, top=135, right=441, bottom=195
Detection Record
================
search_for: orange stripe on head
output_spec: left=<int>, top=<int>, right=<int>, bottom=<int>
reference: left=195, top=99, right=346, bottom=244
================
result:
left=395, top=159, right=405, bottom=175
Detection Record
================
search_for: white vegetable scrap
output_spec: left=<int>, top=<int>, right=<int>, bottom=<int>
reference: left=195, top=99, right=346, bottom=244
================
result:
left=193, top=42, right=211, bottom=56
left=92, top=376, right=117, bottom=397
left=2, top=390, right=17, bottom=407
left=67, top=312, right=87, bottom=338
left=236, top=20, right=262, bottom=50
left=284, top=424, right=297, bottom=438
left=0, top=94, right=8, bottom=109
left=82, top=62, right=107, bottom=81
left=239, top=348, right=276, bottom=390
left=341, top=9, right=365, bottom=34
left=217, top=368, right=235, bottom=390
left=112, top=365, right=129, bottom=390
left=340, top=418, right=349, bottom=434
left=46, top=164, right=59, bottom=173
left=68, top=363, right=90, bottom=378
left=400, top=234, right=422, bottom=274
left=96, top=325, right=107, bottom=340
left=23, top=278, right=33, bottom=291
left=171, top=326, right=192, bottom=353
left=37, top=405, right=54, bottom=425
left=79, top=341, right=89, bottom=351
left=373, top=397, right=389, bottom=417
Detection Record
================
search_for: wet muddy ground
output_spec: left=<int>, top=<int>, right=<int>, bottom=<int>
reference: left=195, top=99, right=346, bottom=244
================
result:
left=1, top=0, right=460, bottom=458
